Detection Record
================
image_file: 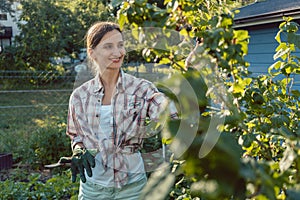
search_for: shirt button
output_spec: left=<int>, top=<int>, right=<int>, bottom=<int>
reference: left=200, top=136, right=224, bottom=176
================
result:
left=96, top=114, right=99, bottom=117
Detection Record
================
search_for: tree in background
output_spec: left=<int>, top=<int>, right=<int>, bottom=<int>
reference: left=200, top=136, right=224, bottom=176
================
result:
left=0, top=0, right=113, bottom=71
left=0, top=0, right=16, bottom=13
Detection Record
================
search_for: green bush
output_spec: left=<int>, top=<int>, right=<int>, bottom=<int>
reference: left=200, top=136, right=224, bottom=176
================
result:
left=29, top=118, right=71, bottom=169
left=0, top=170, right=79, bottom=200
left=0, top=116, right=71, bottom=169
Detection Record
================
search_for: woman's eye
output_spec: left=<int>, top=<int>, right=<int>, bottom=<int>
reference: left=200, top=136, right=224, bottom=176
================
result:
left=104, top=44, right=113, bottom=49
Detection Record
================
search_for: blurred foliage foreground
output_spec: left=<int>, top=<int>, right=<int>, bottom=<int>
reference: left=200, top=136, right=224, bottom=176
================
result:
left=114, top=0, right=300, bottom=199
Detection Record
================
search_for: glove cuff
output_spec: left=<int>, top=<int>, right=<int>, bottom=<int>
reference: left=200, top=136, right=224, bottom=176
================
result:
left=73, top=147, right=85, bottom=156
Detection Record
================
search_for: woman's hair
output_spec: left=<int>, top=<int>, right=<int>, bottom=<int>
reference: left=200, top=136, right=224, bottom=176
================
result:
left=86, top=21, right=122, bottom=49
left=85, top=21, right=123, bottom=75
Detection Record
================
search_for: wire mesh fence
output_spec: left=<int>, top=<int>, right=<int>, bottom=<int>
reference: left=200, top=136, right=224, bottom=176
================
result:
left=0, top=70, right=77, bottom=128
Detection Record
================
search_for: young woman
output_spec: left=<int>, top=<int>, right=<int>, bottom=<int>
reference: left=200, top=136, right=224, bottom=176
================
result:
left=65, top=21, right=177, bottom=199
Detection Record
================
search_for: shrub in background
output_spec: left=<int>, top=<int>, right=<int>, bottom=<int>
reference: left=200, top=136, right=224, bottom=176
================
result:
left=0, top=115, right=71, bottom=169
left=0, top=170, right=79, bottom=199
left=29, top=116, right=71, bottom=169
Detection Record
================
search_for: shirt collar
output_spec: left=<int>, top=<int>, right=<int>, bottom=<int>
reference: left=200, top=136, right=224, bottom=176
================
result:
left=92, top=69, right=125, bottom=94
left=117, top=69, right=126, bottom=92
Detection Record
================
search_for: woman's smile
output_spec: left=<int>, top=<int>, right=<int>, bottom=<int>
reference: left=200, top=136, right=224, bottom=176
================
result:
left=111, top=57, right=122, bottom=63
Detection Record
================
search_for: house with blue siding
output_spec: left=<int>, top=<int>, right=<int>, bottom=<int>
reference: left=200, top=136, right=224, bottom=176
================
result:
left=234, top=0, right=300, bottom=90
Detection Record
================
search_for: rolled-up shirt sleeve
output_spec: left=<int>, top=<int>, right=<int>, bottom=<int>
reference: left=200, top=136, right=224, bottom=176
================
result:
left=66, top=89, right=101, bottom=151
left=66, top=94, right=84, bottom=150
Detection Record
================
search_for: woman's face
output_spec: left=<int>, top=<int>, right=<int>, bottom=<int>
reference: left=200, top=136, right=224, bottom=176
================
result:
left=89, top=29, right=125, bottom=73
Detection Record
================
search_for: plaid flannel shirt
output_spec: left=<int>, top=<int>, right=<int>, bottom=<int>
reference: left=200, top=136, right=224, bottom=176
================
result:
left=66, top=70, right=177, bottom=188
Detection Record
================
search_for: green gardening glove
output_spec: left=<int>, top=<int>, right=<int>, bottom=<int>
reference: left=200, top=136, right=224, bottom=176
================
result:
left=60, top=148, right=96, bottom=183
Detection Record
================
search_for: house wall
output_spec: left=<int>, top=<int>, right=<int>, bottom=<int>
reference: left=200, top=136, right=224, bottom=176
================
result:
left=0, top=2, right=21, bottom=51
left=242, top=22, right=300, bottom=90
left=0, top=2, right=21, bottom=37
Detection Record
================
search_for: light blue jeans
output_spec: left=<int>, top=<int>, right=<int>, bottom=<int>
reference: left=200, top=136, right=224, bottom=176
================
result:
left=78, top=178, right=147, bottom=200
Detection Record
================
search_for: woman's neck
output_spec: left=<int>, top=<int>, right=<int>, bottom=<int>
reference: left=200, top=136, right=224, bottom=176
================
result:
left=99, top=69, right=119, bottom=88
left=99, top=69, right=119, bottom=105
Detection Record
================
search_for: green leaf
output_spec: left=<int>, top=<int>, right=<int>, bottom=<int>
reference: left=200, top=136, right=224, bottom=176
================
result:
left=221, top=17, right=233, bottom=27
left=243, top=77, right=252, bottom=85
left=287, top=32, right=300, bottom=49
left=230, top=78, right=251, bottom=95
left=268, top=61, right=282, bottom=74
left=118, top=13, right=126, bottom=30
left=284, top=65, right=293, bottom=74
left=131, top=28, right=139, bottom=41
left=273, top=47, right=290, bottom=60
left=280, top=78, right=291, bottom=87
left=234, top=30, right=249, bottom=41
left=283, top=16, right=294, bottom=23
left=291, top=90, right=300, bottom=97
left=240, top=134, right=255, bottom=148
left=179, top=28, right=188, bottom=36
left=140, top=163, right=175, bottom=200
left=286, top=21, right=299, bottom=32
left=158, top=57, right=171, bottom=65
left=275, top=31, right=282, bottom=43
left=162, top=137, right=172, bottom=145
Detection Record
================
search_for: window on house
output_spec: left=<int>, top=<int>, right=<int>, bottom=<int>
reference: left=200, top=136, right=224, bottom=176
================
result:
left=0, top=14, right=8, bottom=20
